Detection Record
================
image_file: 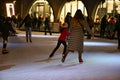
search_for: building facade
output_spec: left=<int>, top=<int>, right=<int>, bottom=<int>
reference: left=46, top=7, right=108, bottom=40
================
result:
left=0, top=0, right=102, bottom=22
left=1, top=0, right=120, bottom=23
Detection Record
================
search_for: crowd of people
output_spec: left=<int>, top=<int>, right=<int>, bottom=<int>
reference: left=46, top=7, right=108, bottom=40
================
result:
left=0, top=14, right=52, bottom=54
left=100, top=14, right=120, bottom=49
left=0, top=9, right=120, bottom=63
left=100, top=15, right=118, bottom=39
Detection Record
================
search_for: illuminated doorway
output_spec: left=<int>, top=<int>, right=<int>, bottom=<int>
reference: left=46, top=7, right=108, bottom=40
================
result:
left=60, top=1, right=88, bottom=22
left=95, top=0, right=120, bottom=22
left=94, top=0, right=120, bottom=36
left=6, top=3, right=15, bottom=17
left=29, top=0, right=54, bottom=22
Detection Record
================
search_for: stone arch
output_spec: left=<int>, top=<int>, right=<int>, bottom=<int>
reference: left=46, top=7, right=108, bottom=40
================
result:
left=48, top=0, right=66, bottom=22
left=21, top=0, right=35, bottom=18
left=21, top=0, right=55, bottom=22
left=19, top=0, right=102, bottom=22
left=82, top=0, right=101, bottom=20
left=60, top=1, right=88, bottom=23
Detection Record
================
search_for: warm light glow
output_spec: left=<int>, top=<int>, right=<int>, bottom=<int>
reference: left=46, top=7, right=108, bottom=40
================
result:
left=6, top=3, right=15, bottom=17
left=107, top=0, right=114, bottom=13
left=29, top=0, right=54, bottom=22
left=71, top=1, right=77, bottom=17
left=13, top=0, right=16, bottom=4
left=60, top=1, right=88, bottom=22
left=65, top=3, right=71, bottom=14
left=95, top=0, right=120, bottom=22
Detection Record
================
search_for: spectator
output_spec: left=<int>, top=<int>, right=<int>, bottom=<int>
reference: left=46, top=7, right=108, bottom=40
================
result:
left=100, top=15, right=108, bottom=38
left=107, top=17, right=115, bottom=39
left=44, top=14, right=52, bottom=35
left=113, top=15, right=120, bottom=49
left=86, top=16, right=94, bottom=39
left=65, top=12, right=72, bottom=31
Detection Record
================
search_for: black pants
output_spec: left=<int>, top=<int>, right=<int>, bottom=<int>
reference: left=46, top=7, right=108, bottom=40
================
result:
left=100, top=28, right=106, bottom=38
left=49, top=40, right=67, bottom=57
left=87, top=26, right=92, bottom=39
left=44, top=24, right=52, bottom=35
left=2, top=35, right=8, bottom=48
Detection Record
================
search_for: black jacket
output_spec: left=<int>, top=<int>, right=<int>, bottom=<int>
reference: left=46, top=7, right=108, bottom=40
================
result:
left=0, top=20, right=15, bottom=36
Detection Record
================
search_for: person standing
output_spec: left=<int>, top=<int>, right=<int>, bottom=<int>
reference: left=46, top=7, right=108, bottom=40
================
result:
left=49, top=22, right=70, bottom=58
left=86, top=16, right=94, bottom=39
left=61, top=9, right=94, bottom=63
left=113, top=15, right=120, bottom=49
left=0, top=17, right=16, bottom=54
left=44, top=14, right=52, bottom=35
left=100, top=15, right=108, bottom=38
left=108, top=17, right=115, bottom=39
left=37, top=16, right=42, bottom=31
left=65, top=12, right=72, bottom=31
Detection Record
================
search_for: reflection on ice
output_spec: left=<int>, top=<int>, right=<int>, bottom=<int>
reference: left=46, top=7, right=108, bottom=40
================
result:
left=17, top=34, right=58, bottom=38
left=84, top=41, right=117, bottom=46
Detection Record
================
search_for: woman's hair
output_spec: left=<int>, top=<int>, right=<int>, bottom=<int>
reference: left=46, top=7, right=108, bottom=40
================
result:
left=74, top=9, right=85, bottom=20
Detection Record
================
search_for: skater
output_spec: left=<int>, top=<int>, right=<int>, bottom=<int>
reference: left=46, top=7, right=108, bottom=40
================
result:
left=19, top=14, right=33, bottom=42
left=61, top=9, right=94, bottom=63
left=0, top=17, right=16, bottom=54
left=49, top=22, right=70, bottom=58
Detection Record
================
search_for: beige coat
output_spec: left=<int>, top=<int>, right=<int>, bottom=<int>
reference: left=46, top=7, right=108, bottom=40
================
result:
left=67, top=18, right=93, bottom=52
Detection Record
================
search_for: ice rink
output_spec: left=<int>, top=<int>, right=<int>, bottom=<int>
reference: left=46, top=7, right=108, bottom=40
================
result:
left=0, top=32, right=120, bottom=80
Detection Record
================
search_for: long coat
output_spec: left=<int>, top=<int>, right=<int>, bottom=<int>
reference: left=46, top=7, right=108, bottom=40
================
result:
left=67, top=18, right=93, bottom=52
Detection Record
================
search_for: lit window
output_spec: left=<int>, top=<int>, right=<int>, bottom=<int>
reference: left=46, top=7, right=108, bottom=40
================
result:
left=6, top=3, right=15, bottom=17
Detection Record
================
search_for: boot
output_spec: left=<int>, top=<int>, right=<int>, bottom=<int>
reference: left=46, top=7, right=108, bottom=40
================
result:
left=79, top=58, right=83, bottom=63
left=26, top=39, right=28, bottom=42
left=2, top=48, right=9, bottom=54
left=61, top=53, right=68, bottom=63
left=30, top=39, right=32, bottom=43
left=49, top=53, right=54, bottom=58
left=78, top=52, right=83, bottom=63
left=118, top=46, right=120, bottom=49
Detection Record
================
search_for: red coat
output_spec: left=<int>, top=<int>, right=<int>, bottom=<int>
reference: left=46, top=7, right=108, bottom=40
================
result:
left=109, top=19, right=115, bottom=25
left=58, top=28, right=70, bottom=41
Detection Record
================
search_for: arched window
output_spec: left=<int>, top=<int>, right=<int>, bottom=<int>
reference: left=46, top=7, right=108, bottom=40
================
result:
left=60, top=1, right=87, bottom=23
left=29, top=0, right=54, bottom=22
left=95, top=0, right=120, bottom=22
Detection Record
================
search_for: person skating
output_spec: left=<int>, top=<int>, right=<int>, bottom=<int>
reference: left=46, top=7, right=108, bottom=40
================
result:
left=19, top=14, right=33, bottom=42
left=49, top=22, right=70, bottom=58
left=0, top=17, right=16, bottom=54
